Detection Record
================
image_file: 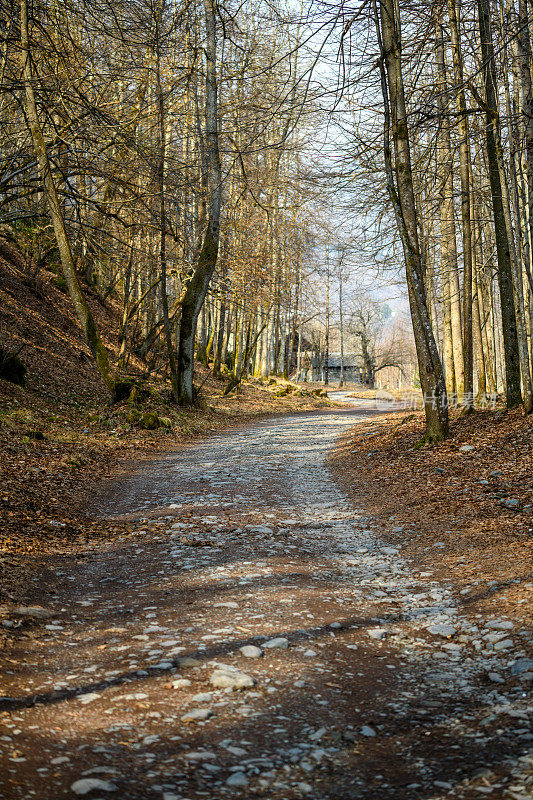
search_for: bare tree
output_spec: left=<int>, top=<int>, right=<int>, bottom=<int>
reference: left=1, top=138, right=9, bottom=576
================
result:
left=375, top=0, right=448, bottom=440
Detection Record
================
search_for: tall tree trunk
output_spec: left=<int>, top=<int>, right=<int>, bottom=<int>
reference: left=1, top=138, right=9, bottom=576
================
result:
left=324, top=249, right=330, bottom=386
left=155, top=2, right=179, bottom=402
left=477, top=0, right=522, bottom=407
left=447, top=0, right=474, bottom=408
left=176, top=0, right=222, bottom=404
left=339, top=274, right=345, bottom=387
left=500, top=22, right=533, bottom=413
left=517, top=0, right=533, bottom=279
left=376, top=0, right=449, bottom=440
left=512, top=0, right=533, bottom=410
left=436, top=21, right=464, bottom=400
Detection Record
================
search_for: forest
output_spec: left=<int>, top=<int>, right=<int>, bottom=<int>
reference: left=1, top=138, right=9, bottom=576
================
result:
left=1, top=3, right=532, bottom=799
left=1, top=0, right=532, bottom=439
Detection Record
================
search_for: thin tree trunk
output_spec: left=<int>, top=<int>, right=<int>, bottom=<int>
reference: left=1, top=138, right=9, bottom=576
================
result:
left=339, top=273, right=344, bottom=387
left=213, top=297, right=226, bottom=376
left=473, top=266, right=487, bottom=401
left=447, top=0, right=474, bottom=408
left=155, top=3, right=179, bottom=402
left=518, top=0, right=533, bottom=280
left=512, top=0, right=533, bottom=410
left=477, top=0, right=522, bottom=407
left=118, top=244, right=134, bottom=366
left=324, top=249, right=330, bottom=386
left=500, top=27, right=533, bottom=412
left=176, top=0, right=222, bottom=404
left=20, top=0, right=117, bottom=396
left=376, top=0, right=448, bottom=440
left=474, top=205, right=497, bottom=393
left=436, top=22, right=464, bottom=400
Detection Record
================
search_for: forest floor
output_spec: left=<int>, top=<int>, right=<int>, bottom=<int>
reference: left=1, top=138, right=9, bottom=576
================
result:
left=0, top=406, right=531, bottom=800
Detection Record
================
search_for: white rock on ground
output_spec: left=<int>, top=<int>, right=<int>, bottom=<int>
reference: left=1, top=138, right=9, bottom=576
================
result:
left=71, top=778, right=117, bottom=795
left=180, top=708, right=213, bottom=722
left=263, top=637, right=289, bottom=649
left=225, top=772, right=249, bottom=787
left=210, top=669, right=254, bottom=689
left=239, top=645, right=263, bottom=658
left=427, top=624, right=456, bottom=638
left=171, top=678, right=191, bottom=689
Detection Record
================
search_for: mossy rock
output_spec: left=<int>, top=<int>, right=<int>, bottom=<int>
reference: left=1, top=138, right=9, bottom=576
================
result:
left=158, top=416, right=172, bottom=429
left=125, top=410, right=141, bottom=425
left=0, top=349, right=27, bottom=386
left=139, top=412, right=160, bottom=430
left=112, top=377, right=149, bottom=404
left=127, top=384, right=151, bottom=405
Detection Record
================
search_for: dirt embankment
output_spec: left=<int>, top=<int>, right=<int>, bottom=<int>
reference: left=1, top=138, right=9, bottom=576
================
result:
left=331, top=409, right=533, bottom=627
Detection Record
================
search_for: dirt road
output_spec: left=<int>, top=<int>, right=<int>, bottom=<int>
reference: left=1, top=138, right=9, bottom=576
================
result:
left=0, top=409, right=531, bottom=799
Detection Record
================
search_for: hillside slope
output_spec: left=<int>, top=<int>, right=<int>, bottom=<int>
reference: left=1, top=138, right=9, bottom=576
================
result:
left=0, top=246, right=116, bottom=409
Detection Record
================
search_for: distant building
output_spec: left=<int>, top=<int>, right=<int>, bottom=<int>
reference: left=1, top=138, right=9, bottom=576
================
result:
left=298, top=350, right=370, bottom=384
left=304, top=352, right=362, bottom=383
left=324, top=353, right=362, bottom=383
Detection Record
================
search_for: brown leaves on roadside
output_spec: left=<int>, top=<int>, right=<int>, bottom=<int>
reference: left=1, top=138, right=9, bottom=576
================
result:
left=332, top=407, right=533, bottom=622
